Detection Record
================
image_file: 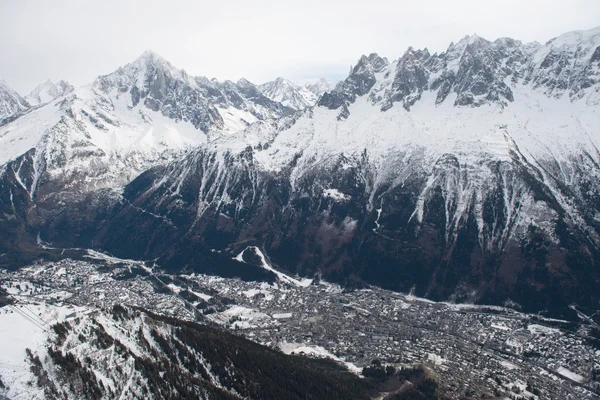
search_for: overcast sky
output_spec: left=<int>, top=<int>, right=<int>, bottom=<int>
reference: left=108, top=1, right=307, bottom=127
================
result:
left=2, top=0, right=600, bottom=94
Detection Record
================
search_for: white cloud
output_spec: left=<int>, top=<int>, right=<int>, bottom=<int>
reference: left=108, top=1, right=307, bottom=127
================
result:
left=1, top=0, right=599, bottom=94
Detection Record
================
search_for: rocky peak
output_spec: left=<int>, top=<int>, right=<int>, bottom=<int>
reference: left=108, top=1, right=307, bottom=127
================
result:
left=353, top=53, right=389, bottom=74
left=274, top=76, right=293, bottom=86
left=304, top=78, right=333, bottom=99
left=527, top=26, right=600, bottom=101
left=25, top=79, right=73, bottom=106
left=319, top=53, right=389, bottom=117
left=136, top=49, right=166, bottom=64
left=381, top=48, right=431, bottom=110
left=258, top=77, right=318, bottom=110
left=236, top=77, right=254, bottom=89
left=94, top=50, right=189, bottom=96
left=327, top=28, right=600, bottom=114
left=0, top=80, right=30, bottom=125
left=447, top=34, right=516, bottom=106
left=89, top=51, right=293, bottom=134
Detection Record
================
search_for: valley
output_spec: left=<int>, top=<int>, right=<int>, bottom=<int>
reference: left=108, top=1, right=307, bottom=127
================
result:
left=1, top=250, right=598, bottom=399
left=1, top=23, right=600, bottom=399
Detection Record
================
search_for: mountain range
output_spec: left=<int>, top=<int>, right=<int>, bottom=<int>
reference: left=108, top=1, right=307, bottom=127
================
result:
left=1, top=27, right=600, bottom=316
left=258, top=77, right=333, bottom=110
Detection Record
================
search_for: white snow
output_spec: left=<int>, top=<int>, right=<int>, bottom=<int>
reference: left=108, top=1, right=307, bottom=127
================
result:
left=427, top=353, right=446, bottom=366
left=279, top=342, right=362, bottom=374
left=500, top=360, right=519, bottom=370
left=188, top=289, right=212, bottom=302
left=491, top=323, right=510, bottom=331
left=556, top=366, right=584, bottom=382
left=272, top=312, right=293, bottom=319
left=242, top=288, right=273, bottom=301
left=235, top=246, right=313, bottom=287
left=25, top=79, right=72, bottom=107
left=166, top=282, right=211, bottom=301
left=527, top=324, right=561, bottom=335
left=206, top=305, right=271, bottom=329
left=0, top=99, right=62, bottom=165
left=323, top=188, right=351, bottom=202
left=0, top=303, right=86, bottom=399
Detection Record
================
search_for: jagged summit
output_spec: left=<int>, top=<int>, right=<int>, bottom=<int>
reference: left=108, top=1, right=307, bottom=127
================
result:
left=138, top=48, right=165, bottom=60
left=91, top=50, right=292, bottom=135
left=258, top=76, right=320, bottom=110
left=274, top=76, right=292, bottom=84
left=0, top=79, right=30, bottom=125
left=126, top=49, right=173, bottom=70
left=0, top=50, right=294, bottom=194
left=318, top=26, right=600, bottom=117
left=236, top=77, right=254, bottom=88
left=457, top=33, right=485, bottom=45
left=353, top=53, right=389, bottom=73
left=25, top=79, right=73, bottom=106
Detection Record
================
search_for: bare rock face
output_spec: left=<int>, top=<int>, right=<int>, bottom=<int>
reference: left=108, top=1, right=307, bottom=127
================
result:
left=319, top=53, right=388, bottom=118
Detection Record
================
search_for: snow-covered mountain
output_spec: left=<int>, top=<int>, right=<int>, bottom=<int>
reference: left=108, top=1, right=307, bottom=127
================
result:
left=0, top=80, right=30, bottom=125
left=50, top=26, right=598, bottom=314
left=25, top=79, right=73, bottom=106
left=0, top=50, right=294, bottom=196
left=2, top=28, right=600, bottom=315
left=304, top=77, right=334, bottom=99
left=258, top=77, right=334, bottom=110
left=319, top=28, right=600, bottom=114
left=259, top=77, right=317, bottom=110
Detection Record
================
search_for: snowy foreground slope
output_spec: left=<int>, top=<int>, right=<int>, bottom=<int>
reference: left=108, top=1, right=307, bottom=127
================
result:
left=0, top=303, right=372, bottom=400
left=0, top=256, right=377, bottom=400
left=2, top=27, right=600, bottom=315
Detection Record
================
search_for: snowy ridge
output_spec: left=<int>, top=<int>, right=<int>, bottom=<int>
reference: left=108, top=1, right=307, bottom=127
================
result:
left=25, top=79, right=73, bottom=107
left=0, top=51, right=293, bottom=195
left=259, top=77, right=319, bottom=110
left=190, top=26, right=600, bottom=252
left=0, top=80, right=30, bottom=125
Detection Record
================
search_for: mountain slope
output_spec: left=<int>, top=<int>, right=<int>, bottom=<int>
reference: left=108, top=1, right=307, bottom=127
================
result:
left=259, top=77, right=318, bottom=110
left=42, top=27, right=599, bottom=316
left=304, top=78, right=334, bottom=99
left=0, top=51, right=294, bottom=197
left=0, top=304, right=375, bottom=400
left=25, top=79, right=73, bottom=106
left=0, top=80, right=30, bottom=125
left=3, top=28, right=600, bottom=315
